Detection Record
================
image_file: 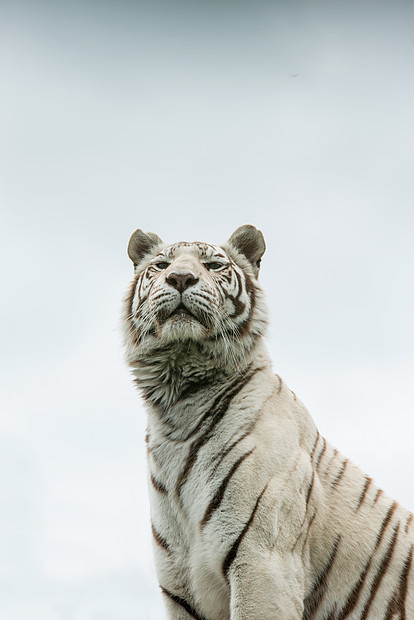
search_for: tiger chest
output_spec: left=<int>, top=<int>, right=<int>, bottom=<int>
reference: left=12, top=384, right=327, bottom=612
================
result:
left=148, top=440, right=236, bottom=617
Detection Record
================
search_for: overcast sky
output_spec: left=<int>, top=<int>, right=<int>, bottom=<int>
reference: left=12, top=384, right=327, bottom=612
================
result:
left=1, top=1, right=414, bottom=618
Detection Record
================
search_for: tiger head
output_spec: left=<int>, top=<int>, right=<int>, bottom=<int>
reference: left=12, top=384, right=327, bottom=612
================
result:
left=123, top=225, right=268, bottom=369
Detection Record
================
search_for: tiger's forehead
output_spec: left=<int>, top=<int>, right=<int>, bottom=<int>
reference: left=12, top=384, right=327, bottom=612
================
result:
left=158, top=241, right=228, bottom=260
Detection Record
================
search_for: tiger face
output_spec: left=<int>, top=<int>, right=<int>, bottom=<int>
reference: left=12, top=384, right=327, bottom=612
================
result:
left=124, top=225, right=268, bottom=353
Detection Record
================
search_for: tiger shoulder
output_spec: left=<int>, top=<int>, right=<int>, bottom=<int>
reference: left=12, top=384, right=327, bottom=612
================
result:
left=122, top=224, right=414, bottom=620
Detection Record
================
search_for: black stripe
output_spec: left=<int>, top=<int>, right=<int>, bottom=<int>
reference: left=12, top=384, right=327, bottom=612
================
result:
left=160, top=587, right=208, bottom=620
left=125, top=274, right=141, bottom=344
left=397, top=544, right=413, bottom=619
left=294, top=511, right=316, bottom=554
left=325, top=448, right=338, bottom=477
left=146, top=435, right=162, bottom=467
left=169, top=381, right=231, bottom=441
left=337, top=559, right=372, bottom=620
left=337, top=536, right=382, bottom=619
left=222, top=484, right=268, bottom=579
left=306, top=471, right=315, bottom=508
left=209, top=417, right=260, bottom=479
left=356, top=476, right=373, bottom=511
left=374, top=488, right=383, bottom=504
left=226, top=269, right=245, bottom=318
left=405, top=513, right=413, bottom=534
left=175, top=375, right=217, bottom=405
left=303, top=535, right=341, bottom=618
left=361, top=524, right=400, bottom=619
left=310, top=432, right=320, bottom=461
left=175, top=367, right=258, bottom=499
left=315, top=437, right=327, bottom=470
left=227, top=295, right=246, bottom=320
left=127, top=274, right=139, bottom=318
left=385, top=592, right=399, bottom=619
left=209, top=428, right=252, bottom=477
left=235, top=272, right=256, bottom=336
left=377, top=502, right=398, bottom=548
left=337, top=505, right=398, bottom=619
left=150, top=472, right=168, bottom=494
left=332, top=459, right=348, bottom=488
left=384, top=544, right=413, bottom=619
left=208, top=379, right=276, bottom=480
left=201, top=448, right=255, bottom=528
left=151, top=524, right=171, bottom=553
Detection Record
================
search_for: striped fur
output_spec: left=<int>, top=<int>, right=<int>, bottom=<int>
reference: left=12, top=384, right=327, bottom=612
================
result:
left=122, top=225, right=414, bottom=619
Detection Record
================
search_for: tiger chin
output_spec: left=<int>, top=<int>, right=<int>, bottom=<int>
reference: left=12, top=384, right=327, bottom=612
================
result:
left=122, top=225, right=414, bottom=620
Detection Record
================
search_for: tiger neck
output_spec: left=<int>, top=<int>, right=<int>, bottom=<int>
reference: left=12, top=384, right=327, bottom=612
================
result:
left=130, top=335, right=270, bottom=411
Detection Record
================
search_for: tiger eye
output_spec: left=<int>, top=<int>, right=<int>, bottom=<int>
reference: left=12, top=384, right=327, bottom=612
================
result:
left=205, top=262, right=223, bottom=270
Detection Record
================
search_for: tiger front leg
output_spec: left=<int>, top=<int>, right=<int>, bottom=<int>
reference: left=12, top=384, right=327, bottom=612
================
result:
left=228, top=552, right=305, bottom=619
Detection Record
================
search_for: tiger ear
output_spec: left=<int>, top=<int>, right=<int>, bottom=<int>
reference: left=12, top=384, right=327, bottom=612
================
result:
left=227, top=225, right=266, bottom=277
left=127, top=229, right=163, bottom=266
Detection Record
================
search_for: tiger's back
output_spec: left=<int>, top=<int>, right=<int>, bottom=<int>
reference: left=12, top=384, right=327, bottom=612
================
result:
left=122, top=225, right=414, bottom=619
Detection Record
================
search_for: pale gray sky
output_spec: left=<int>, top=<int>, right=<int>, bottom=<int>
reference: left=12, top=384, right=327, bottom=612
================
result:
left=1, top=1, right=414, bottom=618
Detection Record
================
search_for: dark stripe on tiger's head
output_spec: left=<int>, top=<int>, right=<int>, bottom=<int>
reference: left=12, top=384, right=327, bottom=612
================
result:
left=126, top=273, right=139, bottom=318
left=235, top=272, right=257, bottom=337
left=124, top=274, right=142, bottom=345
left=227, top=270, right=246, bottom=318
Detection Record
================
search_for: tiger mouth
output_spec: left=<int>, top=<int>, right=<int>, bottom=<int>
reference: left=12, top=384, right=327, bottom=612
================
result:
left=169, top=303, right=198, bottom=320
left=167, top=303, right=214, bottom=330
left=154, top=300, right=214, bottom=332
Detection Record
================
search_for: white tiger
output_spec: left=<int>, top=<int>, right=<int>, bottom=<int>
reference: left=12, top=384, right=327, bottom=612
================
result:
left=122, top=225, right=414, bottom=619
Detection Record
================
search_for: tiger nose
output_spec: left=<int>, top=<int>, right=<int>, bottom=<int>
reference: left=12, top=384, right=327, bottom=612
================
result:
left=166, top=271, right=199, bottom=293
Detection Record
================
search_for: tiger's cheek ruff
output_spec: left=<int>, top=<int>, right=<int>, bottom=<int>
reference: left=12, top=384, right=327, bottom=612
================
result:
left=221, top=269, right=248, bottom=318
left=128, top=273, right=158, bottom=336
